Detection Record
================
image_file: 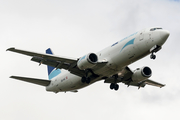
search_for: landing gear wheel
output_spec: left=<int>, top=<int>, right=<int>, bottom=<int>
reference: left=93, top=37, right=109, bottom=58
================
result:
left=150, top=54, right=156, bottom=59
left=81, top=76, right=86, bottom=83
left=114, top=84, right=119, bottom=91
left=81, top=76, right=91, bottom=84
left=86, top=77, right=91, bottom=84
left=110, top=83, right=119, bottom=91
left=110, top=83, right=115, bottom=90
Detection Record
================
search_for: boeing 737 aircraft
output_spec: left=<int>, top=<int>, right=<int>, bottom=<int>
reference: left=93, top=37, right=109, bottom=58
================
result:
left=7, top=27, right=170, bottom=93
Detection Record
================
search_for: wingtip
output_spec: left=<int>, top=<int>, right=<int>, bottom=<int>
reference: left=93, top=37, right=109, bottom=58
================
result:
left=6, top=47, right=15, bottom=51
left=10, top=76, right=20, bottom=79
left=160, top=84, right=166, bottom=88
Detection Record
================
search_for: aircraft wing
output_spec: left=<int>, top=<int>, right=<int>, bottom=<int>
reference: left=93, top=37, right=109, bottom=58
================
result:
left=10, top=76, right=51, bottom=86
left=7, top=47, right=76, bottom=64
left=122, top=79, right=165, bottom=88
left=7, top=48, right=107, bottom=77
left=143, top=79, right=165, bottom=88
left=7, top=47, right=86, bottom=77
left=104, top=66, right=165, bottom=88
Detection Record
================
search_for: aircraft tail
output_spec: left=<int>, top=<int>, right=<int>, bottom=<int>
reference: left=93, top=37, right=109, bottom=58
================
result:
left=46, top=48, right=61, bottom=80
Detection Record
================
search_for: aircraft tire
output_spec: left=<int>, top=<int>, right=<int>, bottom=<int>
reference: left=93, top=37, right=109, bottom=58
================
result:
left=81, top=76, right=86, bottom=83
left=86, top=77, right=91, bottom=84
left=110, top=83, right=115, bottom=90
left=150, top=54, right=156, bottom=59
left=114, top=84, right=119, bottom=91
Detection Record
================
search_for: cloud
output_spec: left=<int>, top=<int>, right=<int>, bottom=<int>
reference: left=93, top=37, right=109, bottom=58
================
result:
left=169, top=0, right=180, bottom=2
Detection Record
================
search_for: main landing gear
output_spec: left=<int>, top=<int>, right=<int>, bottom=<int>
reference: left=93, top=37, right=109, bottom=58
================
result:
left=109, top=74, right=119, bottom=91
left=81, top=69, right=92, bottom=84
left=110, top=83, right=119, bottom=91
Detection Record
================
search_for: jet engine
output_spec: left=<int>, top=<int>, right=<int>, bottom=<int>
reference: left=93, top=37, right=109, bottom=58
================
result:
left=131, top=66, right=152, bottom=82
left=77, top=53, right=98, bottom=70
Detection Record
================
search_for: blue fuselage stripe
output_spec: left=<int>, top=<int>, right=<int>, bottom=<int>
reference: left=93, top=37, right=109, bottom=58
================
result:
left=49, top=69, right=61, bottom=80
left=120, top=38, right=135, bottom=52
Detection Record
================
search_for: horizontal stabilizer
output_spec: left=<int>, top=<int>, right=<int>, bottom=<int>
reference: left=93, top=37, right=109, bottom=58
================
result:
left=10, top=76, right=51, bottom=86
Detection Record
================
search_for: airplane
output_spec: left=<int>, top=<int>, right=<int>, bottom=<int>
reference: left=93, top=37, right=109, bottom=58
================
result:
left=7, top=27, right=170, bottom=93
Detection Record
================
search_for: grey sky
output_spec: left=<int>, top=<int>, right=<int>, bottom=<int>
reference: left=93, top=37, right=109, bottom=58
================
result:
left=1, top=0, right=180, bottom=120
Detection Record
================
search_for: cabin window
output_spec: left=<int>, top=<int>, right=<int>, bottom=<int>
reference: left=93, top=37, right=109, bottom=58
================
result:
left=111, top=42, right=118, bottom=47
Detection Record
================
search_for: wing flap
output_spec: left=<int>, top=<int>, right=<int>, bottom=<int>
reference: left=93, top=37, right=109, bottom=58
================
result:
left=31, top=56, right=85, bottom=76
left=10, top=76, right=51, bottom=86
left=31, top=56, right=71, bottom=69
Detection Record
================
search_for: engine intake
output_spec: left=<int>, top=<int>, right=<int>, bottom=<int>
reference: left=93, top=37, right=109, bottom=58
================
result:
left=77, top=53, right=98, bottom=70
left=132, top=66, right=152, bottom=82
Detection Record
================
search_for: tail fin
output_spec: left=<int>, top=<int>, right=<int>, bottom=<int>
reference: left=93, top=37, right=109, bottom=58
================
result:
left=46, top=48, right=61, bottom=80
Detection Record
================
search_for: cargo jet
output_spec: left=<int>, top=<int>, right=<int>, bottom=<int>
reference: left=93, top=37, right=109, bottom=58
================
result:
left=7, top=27, right=170, bottom=93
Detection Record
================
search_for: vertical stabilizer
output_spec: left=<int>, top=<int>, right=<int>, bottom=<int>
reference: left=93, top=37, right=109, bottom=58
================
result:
left=46, top=48, right=61, bottom=80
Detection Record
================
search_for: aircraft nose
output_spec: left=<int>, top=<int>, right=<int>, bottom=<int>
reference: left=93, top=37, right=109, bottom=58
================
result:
left=158, top=30, right=170, bottom=46
left=160, top=30, right=170, bottom=41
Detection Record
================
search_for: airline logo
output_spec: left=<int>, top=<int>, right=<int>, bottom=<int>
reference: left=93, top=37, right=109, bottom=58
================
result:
left=120, top=38, right=135, bottom=52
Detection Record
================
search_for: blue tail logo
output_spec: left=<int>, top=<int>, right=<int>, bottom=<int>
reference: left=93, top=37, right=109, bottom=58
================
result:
left=46, top=48, right=61, bottom=80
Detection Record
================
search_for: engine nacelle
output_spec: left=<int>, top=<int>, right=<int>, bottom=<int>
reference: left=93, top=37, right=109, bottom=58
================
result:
left=77, top=53, right=98, bottom=70
left=132, top=66, right=152, bottom=82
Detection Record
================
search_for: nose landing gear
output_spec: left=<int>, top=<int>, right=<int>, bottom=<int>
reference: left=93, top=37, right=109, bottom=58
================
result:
left=150, top=45, right=161, bottom=60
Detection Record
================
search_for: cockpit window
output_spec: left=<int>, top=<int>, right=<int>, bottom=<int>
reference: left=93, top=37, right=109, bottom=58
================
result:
left=150, top=28, right=162, bottom=31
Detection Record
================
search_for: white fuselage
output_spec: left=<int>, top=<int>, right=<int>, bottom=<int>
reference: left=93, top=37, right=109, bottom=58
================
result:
left=46, top=27, right=169, bottom=93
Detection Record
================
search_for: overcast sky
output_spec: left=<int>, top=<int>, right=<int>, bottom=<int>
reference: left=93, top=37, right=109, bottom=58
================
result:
left=1, top=0, right=180, bottom=120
